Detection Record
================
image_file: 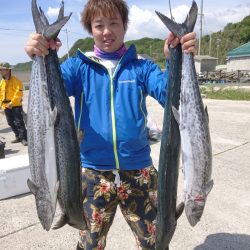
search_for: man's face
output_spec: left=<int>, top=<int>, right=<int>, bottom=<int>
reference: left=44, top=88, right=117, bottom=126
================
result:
left=91, top=10, right=126, bottom=53
left=0, top=69, right=11, bottom=79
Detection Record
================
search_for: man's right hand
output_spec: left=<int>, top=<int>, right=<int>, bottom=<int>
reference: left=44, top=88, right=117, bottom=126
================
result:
left=24, top=33, right=62, bottom=59
left=164, top=31, right=197, bottom=59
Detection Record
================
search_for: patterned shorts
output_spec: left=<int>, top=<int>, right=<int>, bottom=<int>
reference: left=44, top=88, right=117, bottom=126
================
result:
left=78, top=165, right=158, bottom=250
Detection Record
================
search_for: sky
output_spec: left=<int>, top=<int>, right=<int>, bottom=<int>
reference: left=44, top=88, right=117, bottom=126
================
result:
left=0, top=0, right=250, bottom=65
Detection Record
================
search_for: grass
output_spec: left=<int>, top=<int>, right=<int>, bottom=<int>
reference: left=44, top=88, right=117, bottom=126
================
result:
left=200, top=86, right=250, bottom=101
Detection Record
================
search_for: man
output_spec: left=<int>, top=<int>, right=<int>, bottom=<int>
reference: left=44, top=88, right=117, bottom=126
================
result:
left=0, top=62, right=27, bottom=146
left=25, top=0, right=196, bottom=248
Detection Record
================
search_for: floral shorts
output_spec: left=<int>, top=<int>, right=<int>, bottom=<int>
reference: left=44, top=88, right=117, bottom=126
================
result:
left=78, top=165, right=158, bottom=250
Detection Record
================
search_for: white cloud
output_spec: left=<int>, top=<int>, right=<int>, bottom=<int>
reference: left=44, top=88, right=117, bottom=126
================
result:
left=201, top=4, right=250, bottom=34
left=125, top=4, right=193, bottom=41
left=169, top=5, right=191, bottom=23
left=125, top=5, right=165, bottom=40
left=1, top=2, right=250, bottom=65
left=125, top=3, right=250, bottom=41
left=46, top=7, right=60, bottom=18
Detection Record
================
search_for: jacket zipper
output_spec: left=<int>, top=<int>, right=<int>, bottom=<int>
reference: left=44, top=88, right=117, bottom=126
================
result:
left=79, top=53, right=122, bottom=169
left=109, top=71, right=120, bottom=170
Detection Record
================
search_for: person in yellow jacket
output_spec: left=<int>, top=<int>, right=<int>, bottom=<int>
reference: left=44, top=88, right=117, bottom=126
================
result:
left=0, top=62, right=27, bottom=146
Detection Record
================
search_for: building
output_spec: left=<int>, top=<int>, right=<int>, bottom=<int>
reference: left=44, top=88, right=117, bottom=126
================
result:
left=137, top=54, right=154, bottom=61
left=194, top=55, right=217, bottom=73
left=226, top=42, right=250, bottom=72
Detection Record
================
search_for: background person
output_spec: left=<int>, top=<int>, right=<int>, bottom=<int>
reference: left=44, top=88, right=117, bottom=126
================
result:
left=25, top=0, right=196, bottom=249
left=0, top=62, right=27, bottom=146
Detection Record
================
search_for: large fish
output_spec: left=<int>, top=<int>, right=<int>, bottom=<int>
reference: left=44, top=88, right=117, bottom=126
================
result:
left=27, top=0, right=67, bottom=231
left=31, top=0, right=87, bottom=230
left=156, top=1, right=213, bottom=227
left=29, top=0, right=87, bottom=230
left=27, top=55, right=58, bottom=231
left=156, top=43, right=183, bottom=250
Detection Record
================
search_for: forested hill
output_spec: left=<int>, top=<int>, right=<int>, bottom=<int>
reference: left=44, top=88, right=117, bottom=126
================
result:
left=14, top=14, right=250, bottom=71
left=200, top=15, right=250, bottom=64
left=60, top=37, right=166, bottom=65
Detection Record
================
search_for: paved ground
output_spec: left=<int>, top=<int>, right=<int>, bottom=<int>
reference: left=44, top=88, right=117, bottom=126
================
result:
left=0, top=90, right=250, bottom=250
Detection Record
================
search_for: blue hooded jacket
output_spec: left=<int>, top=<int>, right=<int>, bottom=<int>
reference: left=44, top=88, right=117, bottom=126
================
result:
left=61, top=44, right=169, bottom=171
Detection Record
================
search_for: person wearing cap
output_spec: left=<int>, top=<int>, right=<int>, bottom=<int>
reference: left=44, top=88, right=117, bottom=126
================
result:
left=0, top=62, right=27, bottom=146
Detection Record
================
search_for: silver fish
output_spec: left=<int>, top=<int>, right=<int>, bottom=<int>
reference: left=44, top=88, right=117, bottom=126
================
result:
left=31, top=0, right=88, bottom=230
left=27, top=43, right=58, bottom=231
left=27, top=0, right=76, bottom=231
left=156, top=0, right=214, bottom=227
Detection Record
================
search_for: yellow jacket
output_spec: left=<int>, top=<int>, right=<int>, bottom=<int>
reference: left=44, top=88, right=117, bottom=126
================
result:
left=0, top=76, right=23, bottom=109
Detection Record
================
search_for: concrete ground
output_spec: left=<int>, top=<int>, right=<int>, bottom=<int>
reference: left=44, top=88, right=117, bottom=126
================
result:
left=0, top=90, right=250, bottom=249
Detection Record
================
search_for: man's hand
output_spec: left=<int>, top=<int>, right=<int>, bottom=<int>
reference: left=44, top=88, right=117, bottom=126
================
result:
left=164, top=31, right=197, bottom=59
left=24, top=33, right=62, bottom=59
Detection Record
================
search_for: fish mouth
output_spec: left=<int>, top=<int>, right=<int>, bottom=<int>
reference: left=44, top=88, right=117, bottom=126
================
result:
left=37, top=194, right=57, bottom=231
left=185, top=211, right=201, bottom=227
left=42, top=221, right=53, bottom=231
left=39, top=213, right=54, bottom=231
left=185, top=199, right=205, bottom=227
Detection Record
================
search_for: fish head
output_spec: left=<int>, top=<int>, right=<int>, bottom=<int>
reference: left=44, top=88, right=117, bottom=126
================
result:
left=35, top=189, right=56, bottom=231
left=185, top=180, right=213, bottom=227
left=185, top=195, right=206, bottom=227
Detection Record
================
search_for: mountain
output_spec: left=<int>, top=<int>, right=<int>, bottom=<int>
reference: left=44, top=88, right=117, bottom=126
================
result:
left=60, top=37, right=94, bottom=62
left=14, top=61, right=32, bottom=71
left=200, top=15, right=250, bottom=64
left=13, top=14, right=250, bottom=71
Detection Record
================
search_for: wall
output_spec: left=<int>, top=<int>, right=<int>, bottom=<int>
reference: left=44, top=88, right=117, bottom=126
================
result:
left=227, top=57, right=250, bottom=72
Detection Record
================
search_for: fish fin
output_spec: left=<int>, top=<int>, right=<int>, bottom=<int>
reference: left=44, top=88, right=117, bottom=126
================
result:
left=27, top=178, right=39, bottom=195
left=57, top=1, right=65, bottom=20
left=32, top=0, right=45, bottom=33
left=172, top=106, right=180, bottom=125
left=38, top=6, right=49, bottom=26
left=175, top=202, right=185, bottom=220
left=43, top=15, right=72, bottom=40
left=155, top=1, right=198, bottom=36
left=204, top=106, right=209, bottom=123
left=184, top=1, right=198, bottom=33
left=32, top=0, right=72, bottom=40
left=155, top=10, right=186, bottom=37
left=52, top=213, right=68, bottom=230
left=47, top=0, right=70, bottom=39
left=204, top=180, right=214, bottom=195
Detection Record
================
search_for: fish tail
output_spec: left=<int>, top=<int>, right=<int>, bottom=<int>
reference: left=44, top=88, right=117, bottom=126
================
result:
left=57, top=1, right=65, bottom=20
left=32, top=0, right=72, bottom=39
left=175, top=202, right=184, bottom=220
left=155, top=1, right=198, bottom=36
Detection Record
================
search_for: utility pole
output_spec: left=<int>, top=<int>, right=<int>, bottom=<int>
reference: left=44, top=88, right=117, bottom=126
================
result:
left=216, top=38, right=221, bottom=65
left=209, top=33, right=212, bottom=56
left=65, top=29, right=70, bottom=59
left=198, top=0, right=203, bottom=55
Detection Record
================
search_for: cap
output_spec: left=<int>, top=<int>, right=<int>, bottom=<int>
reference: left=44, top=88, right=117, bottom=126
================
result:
left=0, top=62, right=12, bottom=70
